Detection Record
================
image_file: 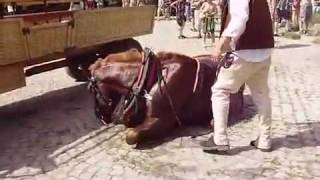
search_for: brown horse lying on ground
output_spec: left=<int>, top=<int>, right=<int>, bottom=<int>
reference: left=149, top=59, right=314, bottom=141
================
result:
left=88, top=48, right=244, bottom=145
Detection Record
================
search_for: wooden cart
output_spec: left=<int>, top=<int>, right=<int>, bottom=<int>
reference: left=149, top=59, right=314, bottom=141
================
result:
left=0, top=2, right=156, bottom=94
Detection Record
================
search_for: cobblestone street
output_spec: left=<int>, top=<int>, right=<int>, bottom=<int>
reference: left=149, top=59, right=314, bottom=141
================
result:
left=0, top=20, right=320, bottom=180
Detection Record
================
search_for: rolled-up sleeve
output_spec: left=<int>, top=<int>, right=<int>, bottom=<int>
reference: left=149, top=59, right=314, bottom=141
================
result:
left=221, top=0, right=250, bottom=40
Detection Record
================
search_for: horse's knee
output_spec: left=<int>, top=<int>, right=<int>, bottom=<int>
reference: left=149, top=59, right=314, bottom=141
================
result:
left=126, top=128, right=140, bottom=145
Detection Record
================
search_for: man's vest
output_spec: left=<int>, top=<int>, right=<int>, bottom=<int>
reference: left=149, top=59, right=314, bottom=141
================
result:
left=221, top=0, right=274, bottom=50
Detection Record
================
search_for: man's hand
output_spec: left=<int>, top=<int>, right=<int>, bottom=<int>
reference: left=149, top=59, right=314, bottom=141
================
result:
left=212, top=36, right=232, bottom=62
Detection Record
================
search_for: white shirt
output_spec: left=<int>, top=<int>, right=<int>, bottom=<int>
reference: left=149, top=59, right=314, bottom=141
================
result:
left=221, top=0, right=273, bottom=62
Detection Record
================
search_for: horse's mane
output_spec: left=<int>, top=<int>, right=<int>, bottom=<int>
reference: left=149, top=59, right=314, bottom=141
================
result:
left=89, top=50, right=196, bottom=76
left=156, top=51, right=195, bottom=63
left=89, top=48, right=142, bottom=74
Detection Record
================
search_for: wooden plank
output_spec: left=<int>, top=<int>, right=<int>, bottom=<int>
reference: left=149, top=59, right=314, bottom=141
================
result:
left=0, top=62, right=26, bottom=94
left=0, top=18, right=28, bottom=66
left=25, top=58, right=67, bottom=76
left=3, top=10, right=75, bottom=23
left=24, top=21, right=71, bottom=60
left=0, top=0, right=80, bottom=4
left=72, top=6, right=156, bottom=48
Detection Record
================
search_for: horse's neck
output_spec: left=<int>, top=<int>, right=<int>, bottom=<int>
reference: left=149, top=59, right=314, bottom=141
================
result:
left=95, top=62, right=139, bottom=89
left=116, top=62, right=140, bottom=89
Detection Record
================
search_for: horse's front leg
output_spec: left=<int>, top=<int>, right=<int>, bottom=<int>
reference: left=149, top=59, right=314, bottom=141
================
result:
left=125, top=115, right=176, bottom=145
left=125, top=62, right=197, bottom=145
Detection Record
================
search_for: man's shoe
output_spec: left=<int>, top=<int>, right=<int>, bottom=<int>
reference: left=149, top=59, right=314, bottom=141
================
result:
left=200, top=136, right=230, bottom=151
left=250, top=139, right=272, bottom=152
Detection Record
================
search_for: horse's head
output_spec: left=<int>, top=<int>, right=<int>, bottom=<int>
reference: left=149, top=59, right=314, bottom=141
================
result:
left=88, top=49, right=141, bottom=124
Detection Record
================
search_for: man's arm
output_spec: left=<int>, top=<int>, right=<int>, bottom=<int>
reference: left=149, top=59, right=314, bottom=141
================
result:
left=213, top=0, right=250, bottom=57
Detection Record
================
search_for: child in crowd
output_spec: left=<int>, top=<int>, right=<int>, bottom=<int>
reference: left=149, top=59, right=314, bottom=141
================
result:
left=171, top=0, right=189, bottom=38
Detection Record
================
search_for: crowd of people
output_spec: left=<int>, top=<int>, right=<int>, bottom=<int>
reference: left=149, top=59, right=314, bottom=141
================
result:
left=157, top=0, right=220, bottom=39
left=272, top=0, right=320, bottom=35
left=157, top=0, right=320, bottom=37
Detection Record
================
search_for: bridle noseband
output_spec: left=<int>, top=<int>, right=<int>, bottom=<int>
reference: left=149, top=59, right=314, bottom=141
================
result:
left=88, top=76, right=114, bottom=125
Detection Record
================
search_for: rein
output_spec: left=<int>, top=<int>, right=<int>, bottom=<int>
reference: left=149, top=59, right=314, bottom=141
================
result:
left=88, top=76, right=111, bottom=125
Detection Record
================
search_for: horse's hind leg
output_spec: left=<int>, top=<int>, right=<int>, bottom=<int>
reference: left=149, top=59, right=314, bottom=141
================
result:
left=126, top=116, right=176, bottom=145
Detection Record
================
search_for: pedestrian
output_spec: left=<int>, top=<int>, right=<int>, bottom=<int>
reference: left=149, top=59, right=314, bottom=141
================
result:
left=85, top=0, right=97, bottom=9
left=157, top=0, right=164, bottom=20
left=186, top=0, right=193, bottom=21
left=171, top=0, right=189, bottom=38
left=268, top=0, right=280, bottom=36
left=292, top=0, right=301, bottom=29
left=191, top=0, right=204, bottom=32
left=277, top=0, right=291, bottom=31
left=313, top=0, right=320, bottom=13
left=300, top=0, right=313, bottom=34
left=198, top=0, right=217, bottom=38
left=200, top=0, right=274, bottom=152
left=122, top=0, right=130, bottom=7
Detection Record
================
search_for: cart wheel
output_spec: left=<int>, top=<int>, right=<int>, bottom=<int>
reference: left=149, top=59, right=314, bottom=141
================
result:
left=66, top=62, right=88, bottom=81
left=98, top=38, right=143, bottom=58
left=66, top=38, right=142, bottom=81
left=66, top=53, right=97, bottom=82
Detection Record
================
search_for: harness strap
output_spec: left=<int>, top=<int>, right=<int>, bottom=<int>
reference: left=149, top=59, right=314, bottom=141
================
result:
left=193, top=58, right=201, bottom=93
left=121, top=48, right=157, bottom=120
left=157, top=66, right=183, bottom=127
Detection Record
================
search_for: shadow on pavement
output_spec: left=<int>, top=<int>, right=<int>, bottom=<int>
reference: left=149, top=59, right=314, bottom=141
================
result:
left=215, top=122, right=320, bottom=155
left=0, top=87, right=259, bottom=177
left=136, top=95, right=257, bottom=150
left=0, top=83, right=103, bottom=178
left=272, top=122, right=320, bottom=150
left=276, top=43, right=311, bottom=49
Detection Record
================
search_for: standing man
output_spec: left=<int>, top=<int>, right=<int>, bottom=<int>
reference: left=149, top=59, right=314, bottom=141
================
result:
left=200, top=0, right=274, bottom=152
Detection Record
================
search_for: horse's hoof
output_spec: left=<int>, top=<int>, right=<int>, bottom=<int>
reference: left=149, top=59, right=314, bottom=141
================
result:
left=126, top=128, right=139, bottom=145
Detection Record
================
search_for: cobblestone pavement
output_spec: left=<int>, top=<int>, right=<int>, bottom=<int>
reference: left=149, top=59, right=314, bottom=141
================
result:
left=1, top=20, right=320, bottom=180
